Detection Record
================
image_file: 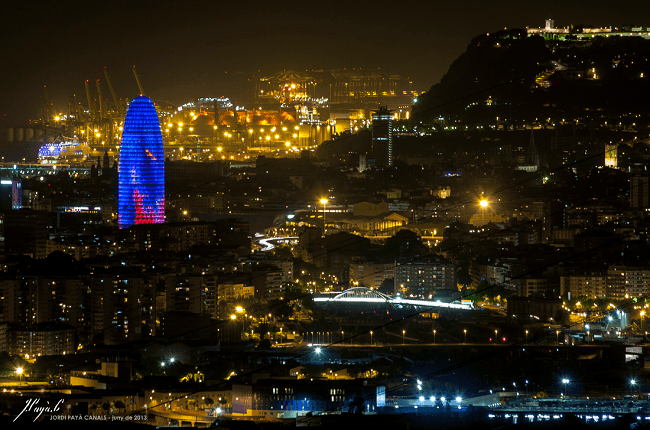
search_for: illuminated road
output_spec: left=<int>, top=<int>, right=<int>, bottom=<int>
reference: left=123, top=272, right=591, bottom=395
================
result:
left=313, top=295, right=474, bottom=310
left=255, top=236, right=298, bottom=251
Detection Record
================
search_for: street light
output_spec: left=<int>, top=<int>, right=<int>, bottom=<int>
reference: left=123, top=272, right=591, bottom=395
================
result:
left=494, top=329, right=498, bottom=342
left=525, top=330, right=528, bottom=341
left=631, top=379, right=639, bottom=396
left=370, top=331, right=373, bottom=346
left=562, top=378, right=570, bottom=397
left=464, top=329, right=467, bottom=344
left=320, top=198, right=328, bottom=237
left=433, top=330, right=436, bottom=344
left=479, top=199, right=489, bottom=225
left=402, top=330, right=405, bottom=344
left=16, top=367, right=23, bottom=386
left=641, top=311, right=646, bottom=331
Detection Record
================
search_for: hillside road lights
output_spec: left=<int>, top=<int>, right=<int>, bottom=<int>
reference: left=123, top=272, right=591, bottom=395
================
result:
left=320, top=198, right=328, bottom=237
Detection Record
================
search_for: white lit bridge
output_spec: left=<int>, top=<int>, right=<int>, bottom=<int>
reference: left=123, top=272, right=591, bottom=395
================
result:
left=313, top=287, right=474, bottom=311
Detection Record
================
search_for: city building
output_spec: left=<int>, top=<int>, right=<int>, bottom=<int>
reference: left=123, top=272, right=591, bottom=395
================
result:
left=607, top=266, right=650, bottom=299
left=6, top=322, right=75, bottom=357
left=217, top=283, right=255, bottom=303
left=507, top=297, right=562, bottom=323
left=3, top=209, right=50, bottom=258
left=372, top=107, right=394, bottom=168
left=630, top=175, right=650, bottom=208
left=118, top=96, right=165, bottom=228
left=394, top=255, right=457, bottom=298
left=233, top=379, right=383, bottom=420
left=349, top=262, right=395, bottom=289
left=0, top=179, right=21, bottom=210
left=166, top=275, right=219, bottom=317
left=560, top=274, right=607, bottom=299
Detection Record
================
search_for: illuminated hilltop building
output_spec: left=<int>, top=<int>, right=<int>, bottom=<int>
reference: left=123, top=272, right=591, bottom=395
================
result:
left=118, top=96, right=165, bottom=228
left=605, top=143, right=618, bottom=168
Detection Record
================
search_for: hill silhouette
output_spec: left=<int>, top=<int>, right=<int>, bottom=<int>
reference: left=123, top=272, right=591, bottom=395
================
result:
left=413, top=28, right=650, bottom=126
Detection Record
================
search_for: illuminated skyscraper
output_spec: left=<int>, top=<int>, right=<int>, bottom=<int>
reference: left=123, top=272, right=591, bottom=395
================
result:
left=118, top=96, right=165, bottom=228
left=372, top=107, right=394, bottom=168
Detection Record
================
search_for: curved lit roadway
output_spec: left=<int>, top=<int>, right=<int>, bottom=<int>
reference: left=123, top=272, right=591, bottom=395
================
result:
left=255, top=236, right=298, bottom=252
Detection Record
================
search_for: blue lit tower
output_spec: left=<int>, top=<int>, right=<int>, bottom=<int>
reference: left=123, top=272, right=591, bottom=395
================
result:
left=118, top=96, right=165, bottom=228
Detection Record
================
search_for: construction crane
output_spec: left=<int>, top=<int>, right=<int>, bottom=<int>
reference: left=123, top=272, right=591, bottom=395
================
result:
left=43, top=85, right=52, bottom=124
left=132, top=65, right=145, bottom=96
left=84, top=80, right=94, bottom=122
left=104, top=67, right=122, bottom=114
left=96, top=79, right=104, bottom=120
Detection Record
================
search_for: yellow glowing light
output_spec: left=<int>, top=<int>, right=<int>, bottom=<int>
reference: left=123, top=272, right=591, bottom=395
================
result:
left=479, top=200, right=488, bottom=208
left=230, top=314, right=237, bottom=320
left=320, top=198, right=328, bottom=205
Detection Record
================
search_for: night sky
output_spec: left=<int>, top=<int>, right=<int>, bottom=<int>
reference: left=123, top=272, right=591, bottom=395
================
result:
left=2, top=0, right=649, bottom=125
